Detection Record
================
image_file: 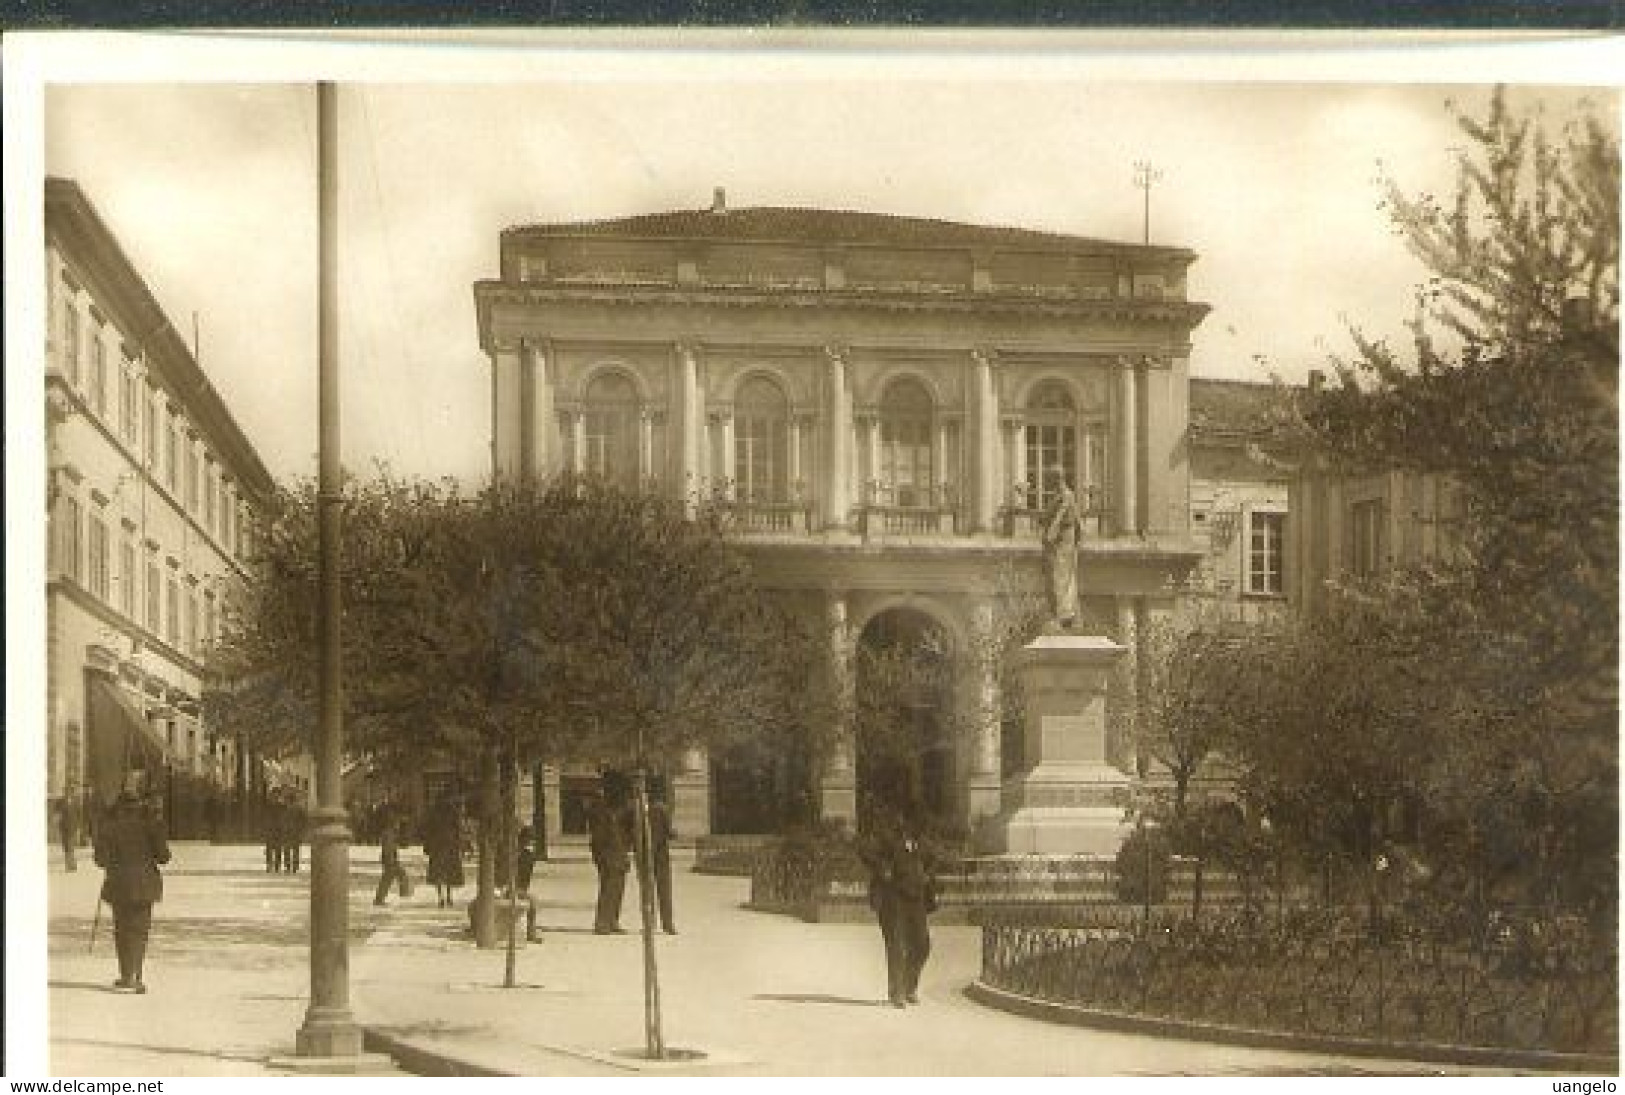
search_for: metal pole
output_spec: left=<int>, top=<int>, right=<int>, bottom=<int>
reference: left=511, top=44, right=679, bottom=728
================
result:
left=296, top=80, right=362, bottom=1059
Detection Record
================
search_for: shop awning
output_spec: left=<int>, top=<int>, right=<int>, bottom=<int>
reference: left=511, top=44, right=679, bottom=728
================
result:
left=87, top=675, right=169, bottom=803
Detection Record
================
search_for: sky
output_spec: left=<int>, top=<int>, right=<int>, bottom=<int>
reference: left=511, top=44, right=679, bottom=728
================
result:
left=40, top=62, right=1617, bottom=484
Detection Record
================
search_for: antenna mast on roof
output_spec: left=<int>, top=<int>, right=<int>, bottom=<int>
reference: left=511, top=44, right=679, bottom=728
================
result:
left=1132, top=161, right=1162, bottom=246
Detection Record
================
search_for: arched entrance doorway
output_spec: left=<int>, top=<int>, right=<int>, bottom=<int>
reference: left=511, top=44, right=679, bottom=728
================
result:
left=855, top=608, right=957, bottom=832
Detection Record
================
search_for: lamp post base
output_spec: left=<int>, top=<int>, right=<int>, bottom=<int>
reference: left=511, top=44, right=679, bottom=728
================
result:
left=295, top=1007, right=365, bottom=1058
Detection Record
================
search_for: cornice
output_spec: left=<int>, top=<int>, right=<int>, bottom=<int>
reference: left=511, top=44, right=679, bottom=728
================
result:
left=473, top=281, right=1211, bottom=327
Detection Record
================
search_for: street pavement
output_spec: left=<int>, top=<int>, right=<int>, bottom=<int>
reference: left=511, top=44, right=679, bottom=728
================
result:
left=45, top=841, right=1539, bottom=1077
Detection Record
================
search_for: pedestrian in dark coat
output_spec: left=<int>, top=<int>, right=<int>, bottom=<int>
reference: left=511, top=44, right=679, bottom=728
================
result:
left=262, top=806, right=281, bottom=872
left=93, top=787, right=172, bottom=993
left=588, top=792, right=631, bottom=934
left=373, top=811, right=412, bottom=906
left=282, top=800, right=304, bottom=873
left=56, top=796, right=79, bottom=872
left=645, top=798, right=677, bottom=934
left=424, top=798, right=465, bottom=909
left=860, top=811, right=937, bottom=1008
left=514, top=824, right=541, bottom=941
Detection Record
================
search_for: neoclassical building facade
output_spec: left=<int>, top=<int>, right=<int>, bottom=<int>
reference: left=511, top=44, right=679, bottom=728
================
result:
left=474, top=193, right=1211, bottom=842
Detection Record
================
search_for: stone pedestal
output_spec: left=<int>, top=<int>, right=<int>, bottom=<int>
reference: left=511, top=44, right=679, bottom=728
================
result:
left=996, top=633, right=1132, bottom=855
left=671, top=760, right=712, bottom=841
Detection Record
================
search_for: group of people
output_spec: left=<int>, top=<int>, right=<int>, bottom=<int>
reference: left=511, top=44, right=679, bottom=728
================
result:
left=586, top=773, right=676, bottom=936
left=261, top=798, right=306, bottom=873
left=82, top=765, right=939, bottom=1010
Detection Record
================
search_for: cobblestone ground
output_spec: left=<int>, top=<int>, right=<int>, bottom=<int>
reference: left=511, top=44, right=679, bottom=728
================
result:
left=41, top=842, right=1531, bottom=1077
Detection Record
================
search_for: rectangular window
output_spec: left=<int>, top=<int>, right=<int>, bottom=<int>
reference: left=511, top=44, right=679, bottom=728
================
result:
left=63, top=303, right=81, bottom=386
left=185, top=585, right=198, bottom=655
left=146, top=559, right=161, bottom=632
left=186, top=442, right=200, bottom=512
left=1350, top=499, right=1386, bottom=577
left=120, top=539, right=137, bottom=616
left=121, top=368, right=139, bottom=445
left=204, top=461, right=217, bottom=532
left=220, top=483, right=234, bottom=552
left=735, top=416, right=787, bottom=503
left=88, top=514, right=110, bottom=600
left=203, top=594, right=216, bottom=649
left=144, top=389, right=160, bottom=468
left=91, top=338, right=108, bottom=417
left=1024, top=422, right=1079, bottom=511
left=1246, top=510, right=1286, bottom=595
left=166, top=414, right=180, bottom=491
left=881, top=419, right=934, bottom=508
left=60, top=496, right=82, bottom=580
left=166, top=577, right=180, bottom=645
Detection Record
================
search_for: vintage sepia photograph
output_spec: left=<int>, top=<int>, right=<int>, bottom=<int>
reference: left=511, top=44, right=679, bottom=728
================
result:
left=5, top=31, right=1620, bottom=1081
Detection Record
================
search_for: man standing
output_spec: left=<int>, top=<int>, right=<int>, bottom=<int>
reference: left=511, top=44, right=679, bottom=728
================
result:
left=588, top=789, right=631, bottom=934
left=55, top=795, right=79, bottom=872
left=373, top=809, right=411, bottom=906
left=861, top=810, right=937, bottom=1008
left=646, top=796, right=677, bottom=935
left=94, top=778, right=172, bottom=994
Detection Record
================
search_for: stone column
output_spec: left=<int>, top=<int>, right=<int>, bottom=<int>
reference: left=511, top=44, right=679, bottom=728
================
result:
left=491, top=343, right=523, bottom=482
left=967, top=601, right=1002, bottom=828
left=865, top=413, right=882, bottom=504
left=671, top=747, right=711, bottom=840
left=522, top=340, right=556, bottom=482
left=818, top=591, right=857, bottom=826
left=571, top=410, right=586, bottom=474
left=638, top=410, right=654, bottom=485
left=823, top=346, right=850, bottom=530
left=1116, top=359, right=1139, bottom=536
left=719, top=409, right=736, bottom=501
left=787, top=415, right=803, bottom=495
left=677, top=342, right=702, bottom=513
left=971, top=349, right=999, bottom=532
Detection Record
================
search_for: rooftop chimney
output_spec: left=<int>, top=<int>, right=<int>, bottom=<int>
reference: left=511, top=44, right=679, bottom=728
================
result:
left=710, top=187, right=727, bottom=216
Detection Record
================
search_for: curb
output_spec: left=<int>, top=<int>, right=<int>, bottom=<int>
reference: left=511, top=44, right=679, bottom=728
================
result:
left=362, top=1027, right=512, bottom=1077
left=965, top=980, right=1620, bottom=1075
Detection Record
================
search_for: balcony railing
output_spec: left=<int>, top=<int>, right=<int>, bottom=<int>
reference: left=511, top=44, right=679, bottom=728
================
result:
left=722, top=498, right=815, bottom=535
left=1000, top=483, right=1109, bottom=539
left=859, top=482, right=959, bottom=538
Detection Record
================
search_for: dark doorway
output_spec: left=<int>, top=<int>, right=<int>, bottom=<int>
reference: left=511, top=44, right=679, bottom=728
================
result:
left=855, top=608, right=956, bottom=832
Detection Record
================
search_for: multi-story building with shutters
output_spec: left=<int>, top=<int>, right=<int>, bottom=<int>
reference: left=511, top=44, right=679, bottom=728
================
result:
left=474, top=190, right=1214, bottom=844
left=44, top=177, right=287, bottom=839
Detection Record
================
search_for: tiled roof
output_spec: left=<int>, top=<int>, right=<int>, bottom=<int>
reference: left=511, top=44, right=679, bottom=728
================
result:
left=505, top=204, right=1193, bottom=258
left=1189, top=378, right=1296, bottom=441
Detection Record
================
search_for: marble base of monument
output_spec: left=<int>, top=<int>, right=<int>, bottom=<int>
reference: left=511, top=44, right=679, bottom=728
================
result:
left=993, top=632, right=1133, bottom=857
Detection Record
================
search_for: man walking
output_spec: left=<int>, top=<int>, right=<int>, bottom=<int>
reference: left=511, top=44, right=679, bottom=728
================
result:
left=373, top=809, right=412, bottom=906
left=588, top=788, right=631, bottom=934
left=94, top=777, right=172, bottom=994
left=861, top=809, right=937, bottom=1008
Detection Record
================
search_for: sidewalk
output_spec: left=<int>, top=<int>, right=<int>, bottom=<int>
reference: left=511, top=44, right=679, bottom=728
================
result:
left=47, top=842, right=1534, bottom=1076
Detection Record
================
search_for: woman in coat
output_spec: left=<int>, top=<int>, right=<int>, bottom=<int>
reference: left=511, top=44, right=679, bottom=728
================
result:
left=424, top=798, right=465, bottom=909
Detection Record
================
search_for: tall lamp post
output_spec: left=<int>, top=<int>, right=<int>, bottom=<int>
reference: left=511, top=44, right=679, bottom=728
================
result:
left=295, top=80, right=363, bottom=1060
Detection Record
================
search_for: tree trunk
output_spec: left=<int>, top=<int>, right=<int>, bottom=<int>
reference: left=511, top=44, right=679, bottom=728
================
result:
left=503, top=745, right=520, bottom=987
left=472, top=744, right=501, bottom=949
left=631, top=773, right=665, bottom=1059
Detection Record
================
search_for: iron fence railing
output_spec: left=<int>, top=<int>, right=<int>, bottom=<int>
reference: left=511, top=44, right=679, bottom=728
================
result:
left=980, top=911, right=1617, bottom=1056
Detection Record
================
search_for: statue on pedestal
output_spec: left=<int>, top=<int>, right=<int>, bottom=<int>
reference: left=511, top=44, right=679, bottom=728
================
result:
left=1040, top=469, right=1084, bottom=631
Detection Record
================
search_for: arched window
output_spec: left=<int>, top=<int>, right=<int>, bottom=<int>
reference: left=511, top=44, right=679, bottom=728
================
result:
left=583, top=371, right=639, bottom=487
left=1025, top=381, right=1077, bottom=511
left=735, top=376, right=789, bottom=504
left=880, top=378, right=935, bottom=509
